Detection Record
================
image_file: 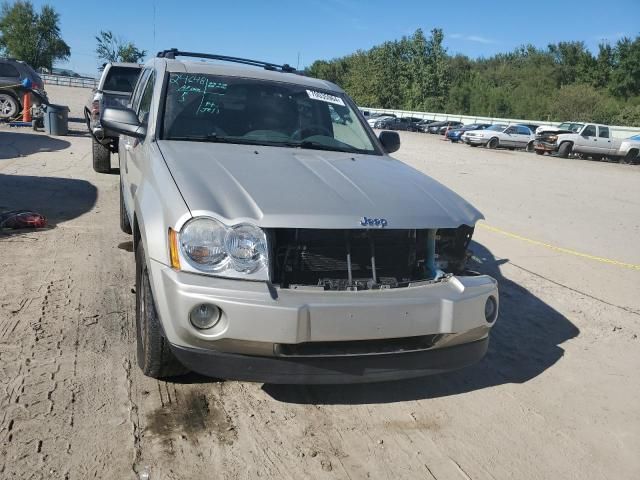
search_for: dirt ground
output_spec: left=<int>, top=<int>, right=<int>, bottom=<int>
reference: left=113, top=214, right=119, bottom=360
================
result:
left=1, top=85, right=639, bottom=480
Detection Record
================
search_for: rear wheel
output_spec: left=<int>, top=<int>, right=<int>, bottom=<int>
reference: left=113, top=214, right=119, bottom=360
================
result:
left=526, top=141, right=535, bottom=153
left=136, top=241, right=187, bottom=378
left=92, top=138, right=111, bottom=173
left=487, top=137, right=499, bottom=149
left=557, top=142, right=572, bottom=159
left=535, top=150, right=544, bottom=155
left=0, top=93, right=20, bottom=120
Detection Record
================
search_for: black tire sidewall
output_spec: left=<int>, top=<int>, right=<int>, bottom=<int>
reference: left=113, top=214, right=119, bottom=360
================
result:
left=135, top=242, right=149, bottom=370
left=134, top=241, right=187, bottom=377
left=92, top=138, right=111, bottom=173
left=0, top=93, right=20, bottom=119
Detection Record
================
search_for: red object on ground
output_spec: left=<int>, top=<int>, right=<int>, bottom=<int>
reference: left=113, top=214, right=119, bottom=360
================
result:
left=22, top=92, right=32, bottom=122
left=0, top=211, right=47, bottom=229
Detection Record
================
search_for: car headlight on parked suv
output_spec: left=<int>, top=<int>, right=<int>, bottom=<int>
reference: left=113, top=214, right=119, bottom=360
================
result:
left=224, top=223, right=268, bottom=273
left=174, top=217, right=269, bottom=280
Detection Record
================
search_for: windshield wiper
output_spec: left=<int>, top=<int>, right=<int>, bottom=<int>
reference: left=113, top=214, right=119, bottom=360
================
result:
left=168, top=135, right=370, bottom=154
left=168, top=134, right=268, bottom=146
left=287, top=140, right=369, bottom=154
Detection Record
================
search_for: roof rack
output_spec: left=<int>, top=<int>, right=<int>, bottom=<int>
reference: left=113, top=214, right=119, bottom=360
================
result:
left=156, top=49, right=297, bottom=73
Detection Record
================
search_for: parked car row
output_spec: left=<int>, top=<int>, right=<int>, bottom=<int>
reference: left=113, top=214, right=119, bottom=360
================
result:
left=367, top=113, right=640, bottom=161
left=368, top=114, right=539, bottom=151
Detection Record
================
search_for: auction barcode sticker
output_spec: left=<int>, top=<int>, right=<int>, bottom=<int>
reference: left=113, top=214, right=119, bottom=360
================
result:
left=306, top=90, right=345, bottom=106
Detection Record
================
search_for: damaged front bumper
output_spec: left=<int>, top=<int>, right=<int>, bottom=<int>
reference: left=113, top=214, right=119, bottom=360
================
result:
left=534, top=140, right=558, bottom=153
left=149, top=260, right=499, bottom=383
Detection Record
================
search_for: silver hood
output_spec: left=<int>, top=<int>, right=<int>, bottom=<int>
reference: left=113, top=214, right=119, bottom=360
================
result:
left=158, top=141, right=483, bottom=229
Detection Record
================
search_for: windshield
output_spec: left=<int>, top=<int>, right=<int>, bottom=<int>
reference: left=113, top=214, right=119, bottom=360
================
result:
left=557, top=122, right=584, bottom=132
left=486, top=124, right=507, bottom=131
left=162, top=73, right=378, bottom=154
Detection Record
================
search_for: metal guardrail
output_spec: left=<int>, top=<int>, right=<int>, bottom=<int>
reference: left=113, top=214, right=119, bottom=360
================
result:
left=361, top=107, right=640, bottom=139
left=42, top=74, right=97, bottom=89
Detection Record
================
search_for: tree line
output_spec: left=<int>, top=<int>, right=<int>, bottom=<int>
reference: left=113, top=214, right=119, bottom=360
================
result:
left=307, top=29, right=640, bottom=126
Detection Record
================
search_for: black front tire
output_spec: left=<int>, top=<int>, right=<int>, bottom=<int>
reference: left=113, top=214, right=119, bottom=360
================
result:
left=120, top=180, right=132, bottom=234
left=135, top=241, right=187, bottom=378
left=535, top=150, right=544, bottom=155
left=92, top=138, right=111, bottom=173
left=487, top=138, right=499, bottom=149
left=558, top=142, right=572, bottom=159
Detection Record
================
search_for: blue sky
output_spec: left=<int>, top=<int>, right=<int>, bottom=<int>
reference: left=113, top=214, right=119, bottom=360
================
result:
left=27, top=0, right=640, bottom=76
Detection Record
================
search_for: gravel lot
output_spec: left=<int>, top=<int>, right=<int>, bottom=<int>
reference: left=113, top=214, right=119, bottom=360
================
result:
left=1, top=85, right=639, bottom=479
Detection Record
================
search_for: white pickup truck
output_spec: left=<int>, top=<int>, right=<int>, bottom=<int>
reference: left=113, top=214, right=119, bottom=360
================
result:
left=534, top=123, right=640, bottom=163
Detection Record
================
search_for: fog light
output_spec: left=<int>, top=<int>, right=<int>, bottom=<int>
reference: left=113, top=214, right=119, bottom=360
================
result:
left=189, top=304, right=221, bottom=330
left=484, top=295, right=498, bottom=323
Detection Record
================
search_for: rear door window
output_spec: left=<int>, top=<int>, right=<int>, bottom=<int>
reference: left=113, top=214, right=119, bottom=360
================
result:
left=598, top=126, right=610, bottom=139
left=0, top=62, right=20, bottom=78
left=103, top=66, right=141, bottom=93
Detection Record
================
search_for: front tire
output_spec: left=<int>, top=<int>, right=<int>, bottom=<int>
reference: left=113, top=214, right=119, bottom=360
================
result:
left=558, top=142, right=572, bottom=159
left=136, top=241, right=187, bottom=378
left=487, top=137, right=499, bottom=149
left=92, top=138, right=111, bottom=173
left=535, top=150, right=544, bottom=155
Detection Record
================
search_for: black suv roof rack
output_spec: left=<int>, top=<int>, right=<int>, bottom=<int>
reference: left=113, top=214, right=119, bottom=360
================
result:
left=156, top=49, right=297, bottom=73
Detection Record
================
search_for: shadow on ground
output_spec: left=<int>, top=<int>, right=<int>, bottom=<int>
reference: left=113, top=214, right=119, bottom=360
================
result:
left=0, top=131, right=71, bottom=160
left=263, top=241, right=579, bottom=404
left=0, top=173, right=97, bottom=237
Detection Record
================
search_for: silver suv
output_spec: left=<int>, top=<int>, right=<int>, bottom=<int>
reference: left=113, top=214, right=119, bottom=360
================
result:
left=102, top=49, right=499, bottom=384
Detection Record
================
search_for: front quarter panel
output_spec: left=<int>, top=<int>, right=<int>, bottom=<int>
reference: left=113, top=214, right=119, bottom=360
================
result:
left=135, top=142, right=191, bottom=266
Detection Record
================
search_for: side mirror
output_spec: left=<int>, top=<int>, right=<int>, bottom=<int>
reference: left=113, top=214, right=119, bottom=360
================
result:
left=379, top=131, right=400, bottom=154
left=102, top=107, right=146, bottom=138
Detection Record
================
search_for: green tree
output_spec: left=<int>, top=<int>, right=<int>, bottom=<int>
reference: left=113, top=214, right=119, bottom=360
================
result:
left=307, top=28, right=640, bottom=125
left=609, top=36, right=640, bottom=98
left=548, top=84, right=617, bottom=124
left=548, top=41, right=596, bottom=86
left=0, top=1, right=70, bottom=70
left=95, top=30, right=146, bottom=64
